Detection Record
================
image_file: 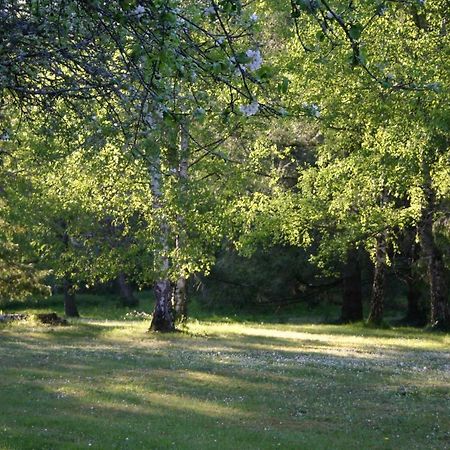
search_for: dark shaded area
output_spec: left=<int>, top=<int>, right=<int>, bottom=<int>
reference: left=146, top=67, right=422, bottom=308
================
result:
left=198, top=246, right=339, bottom=312
left=36, top=312, right=68, bottom=326
left=340, top=248, right=363, bottom=323
left=117, top=272, right=139, bottom=307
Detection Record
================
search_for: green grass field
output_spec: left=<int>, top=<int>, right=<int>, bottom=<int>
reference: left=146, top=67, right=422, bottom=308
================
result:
left=1, top=310, right=449, bottom=450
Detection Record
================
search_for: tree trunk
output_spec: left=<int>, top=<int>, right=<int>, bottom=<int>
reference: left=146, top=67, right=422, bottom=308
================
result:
left=63, top=278, right=79, bottom=317
left=173, top=276, right=187, bottom=323
left=340, top=248, right=363, bottom=323
left=149, top=279, right=174, bottom=331
left=419, top=184, right=450, bottom=330
left=148, top=146, right=175, bottom=332
left=367, top=234, right=387, bottom=325
left=59, top=222, right=79, bottom=317
left=117, top=272, right=138, bottom=307
left=172, top=119, right=189, bottom=323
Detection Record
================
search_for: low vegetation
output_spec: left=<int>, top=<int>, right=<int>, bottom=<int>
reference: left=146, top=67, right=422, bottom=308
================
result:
left=1, top=314, right=448, bottom=449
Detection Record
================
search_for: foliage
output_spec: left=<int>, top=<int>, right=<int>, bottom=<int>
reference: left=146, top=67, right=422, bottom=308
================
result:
left=0, top=0, right=448, bottom=327
left=0, top=0, right=277, bottom=306
left=0, top=214, right=50, bottom=302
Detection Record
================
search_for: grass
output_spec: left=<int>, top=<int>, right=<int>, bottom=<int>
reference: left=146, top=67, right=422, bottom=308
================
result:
left=0, top=308, right=449, bottom=450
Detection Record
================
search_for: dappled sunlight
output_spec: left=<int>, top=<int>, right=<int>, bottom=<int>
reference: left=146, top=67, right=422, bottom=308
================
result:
left=125, top=387, right=251, bottom=420
left=187, top=321, right=450, bottom=352
left=32, top=366, right=254, bottom=421
left=183, top=369, right=247, bottom=387
left=1, top=319, right=449, bottom=449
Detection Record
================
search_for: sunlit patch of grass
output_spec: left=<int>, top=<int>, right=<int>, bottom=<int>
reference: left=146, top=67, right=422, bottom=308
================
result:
left=1, top=319, right=449, bottom=449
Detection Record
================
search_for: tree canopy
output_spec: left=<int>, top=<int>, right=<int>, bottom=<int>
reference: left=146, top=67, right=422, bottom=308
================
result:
left=0, top=0, right=449, bottom=330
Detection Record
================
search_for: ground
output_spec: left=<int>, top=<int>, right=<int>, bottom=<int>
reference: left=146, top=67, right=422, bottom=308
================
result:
left=0, top=319, right=449, bottom=449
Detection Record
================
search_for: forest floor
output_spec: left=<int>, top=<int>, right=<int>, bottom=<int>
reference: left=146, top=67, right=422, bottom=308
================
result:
left=0, top=317, right=449, bottom=449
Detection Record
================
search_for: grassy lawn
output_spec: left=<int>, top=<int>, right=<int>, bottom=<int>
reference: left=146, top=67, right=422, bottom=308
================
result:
left=0, top=317, right=449, bottom=449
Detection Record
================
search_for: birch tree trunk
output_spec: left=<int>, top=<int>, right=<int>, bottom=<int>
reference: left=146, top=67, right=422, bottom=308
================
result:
left=149, top=152, right=175, bottom=332
left=367, top=233, right=387, bottom=326
left=173, top=273, right=187, bottom=322
left=172, top=119, right=189, bottom=323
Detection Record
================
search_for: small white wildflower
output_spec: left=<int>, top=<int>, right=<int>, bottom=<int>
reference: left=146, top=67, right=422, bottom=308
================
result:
left=133, top=5, right=145, bottom=19
left=250, top=13, right=258, bottom=22
left=239, top=101, right=259, bottom=117
left=246, top=49, right=263, bottom=71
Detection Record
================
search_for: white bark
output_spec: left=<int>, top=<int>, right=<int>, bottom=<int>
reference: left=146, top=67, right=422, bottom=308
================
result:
left=173, top=119, right=189, bottom=321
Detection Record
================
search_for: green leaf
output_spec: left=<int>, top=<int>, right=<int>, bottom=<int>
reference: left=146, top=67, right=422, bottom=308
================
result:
left=278, top=77, right=290, bottom=94
left=349, top=24, right=363, bottom=40
left=357, top=47, right=368, bottom=65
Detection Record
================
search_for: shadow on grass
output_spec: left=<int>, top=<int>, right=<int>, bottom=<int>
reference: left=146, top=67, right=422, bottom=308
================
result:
left=1, top=320, right=449, bottom=450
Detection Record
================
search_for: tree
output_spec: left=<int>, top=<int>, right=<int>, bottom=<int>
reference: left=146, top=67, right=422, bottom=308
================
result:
left=249, top=0, right=450, bottom=327
left=2, top=1, right=276, bottom=330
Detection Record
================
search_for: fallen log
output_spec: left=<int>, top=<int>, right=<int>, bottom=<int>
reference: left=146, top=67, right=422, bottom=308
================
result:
left=35, top=313, right=68, bottom=326
left=0, top=312, right=68, bottom=326
left=0, top=313, right=28, bottom=323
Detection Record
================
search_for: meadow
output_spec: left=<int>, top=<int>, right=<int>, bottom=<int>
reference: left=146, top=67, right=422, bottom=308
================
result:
left=0, top=300, right=449, bottom=449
